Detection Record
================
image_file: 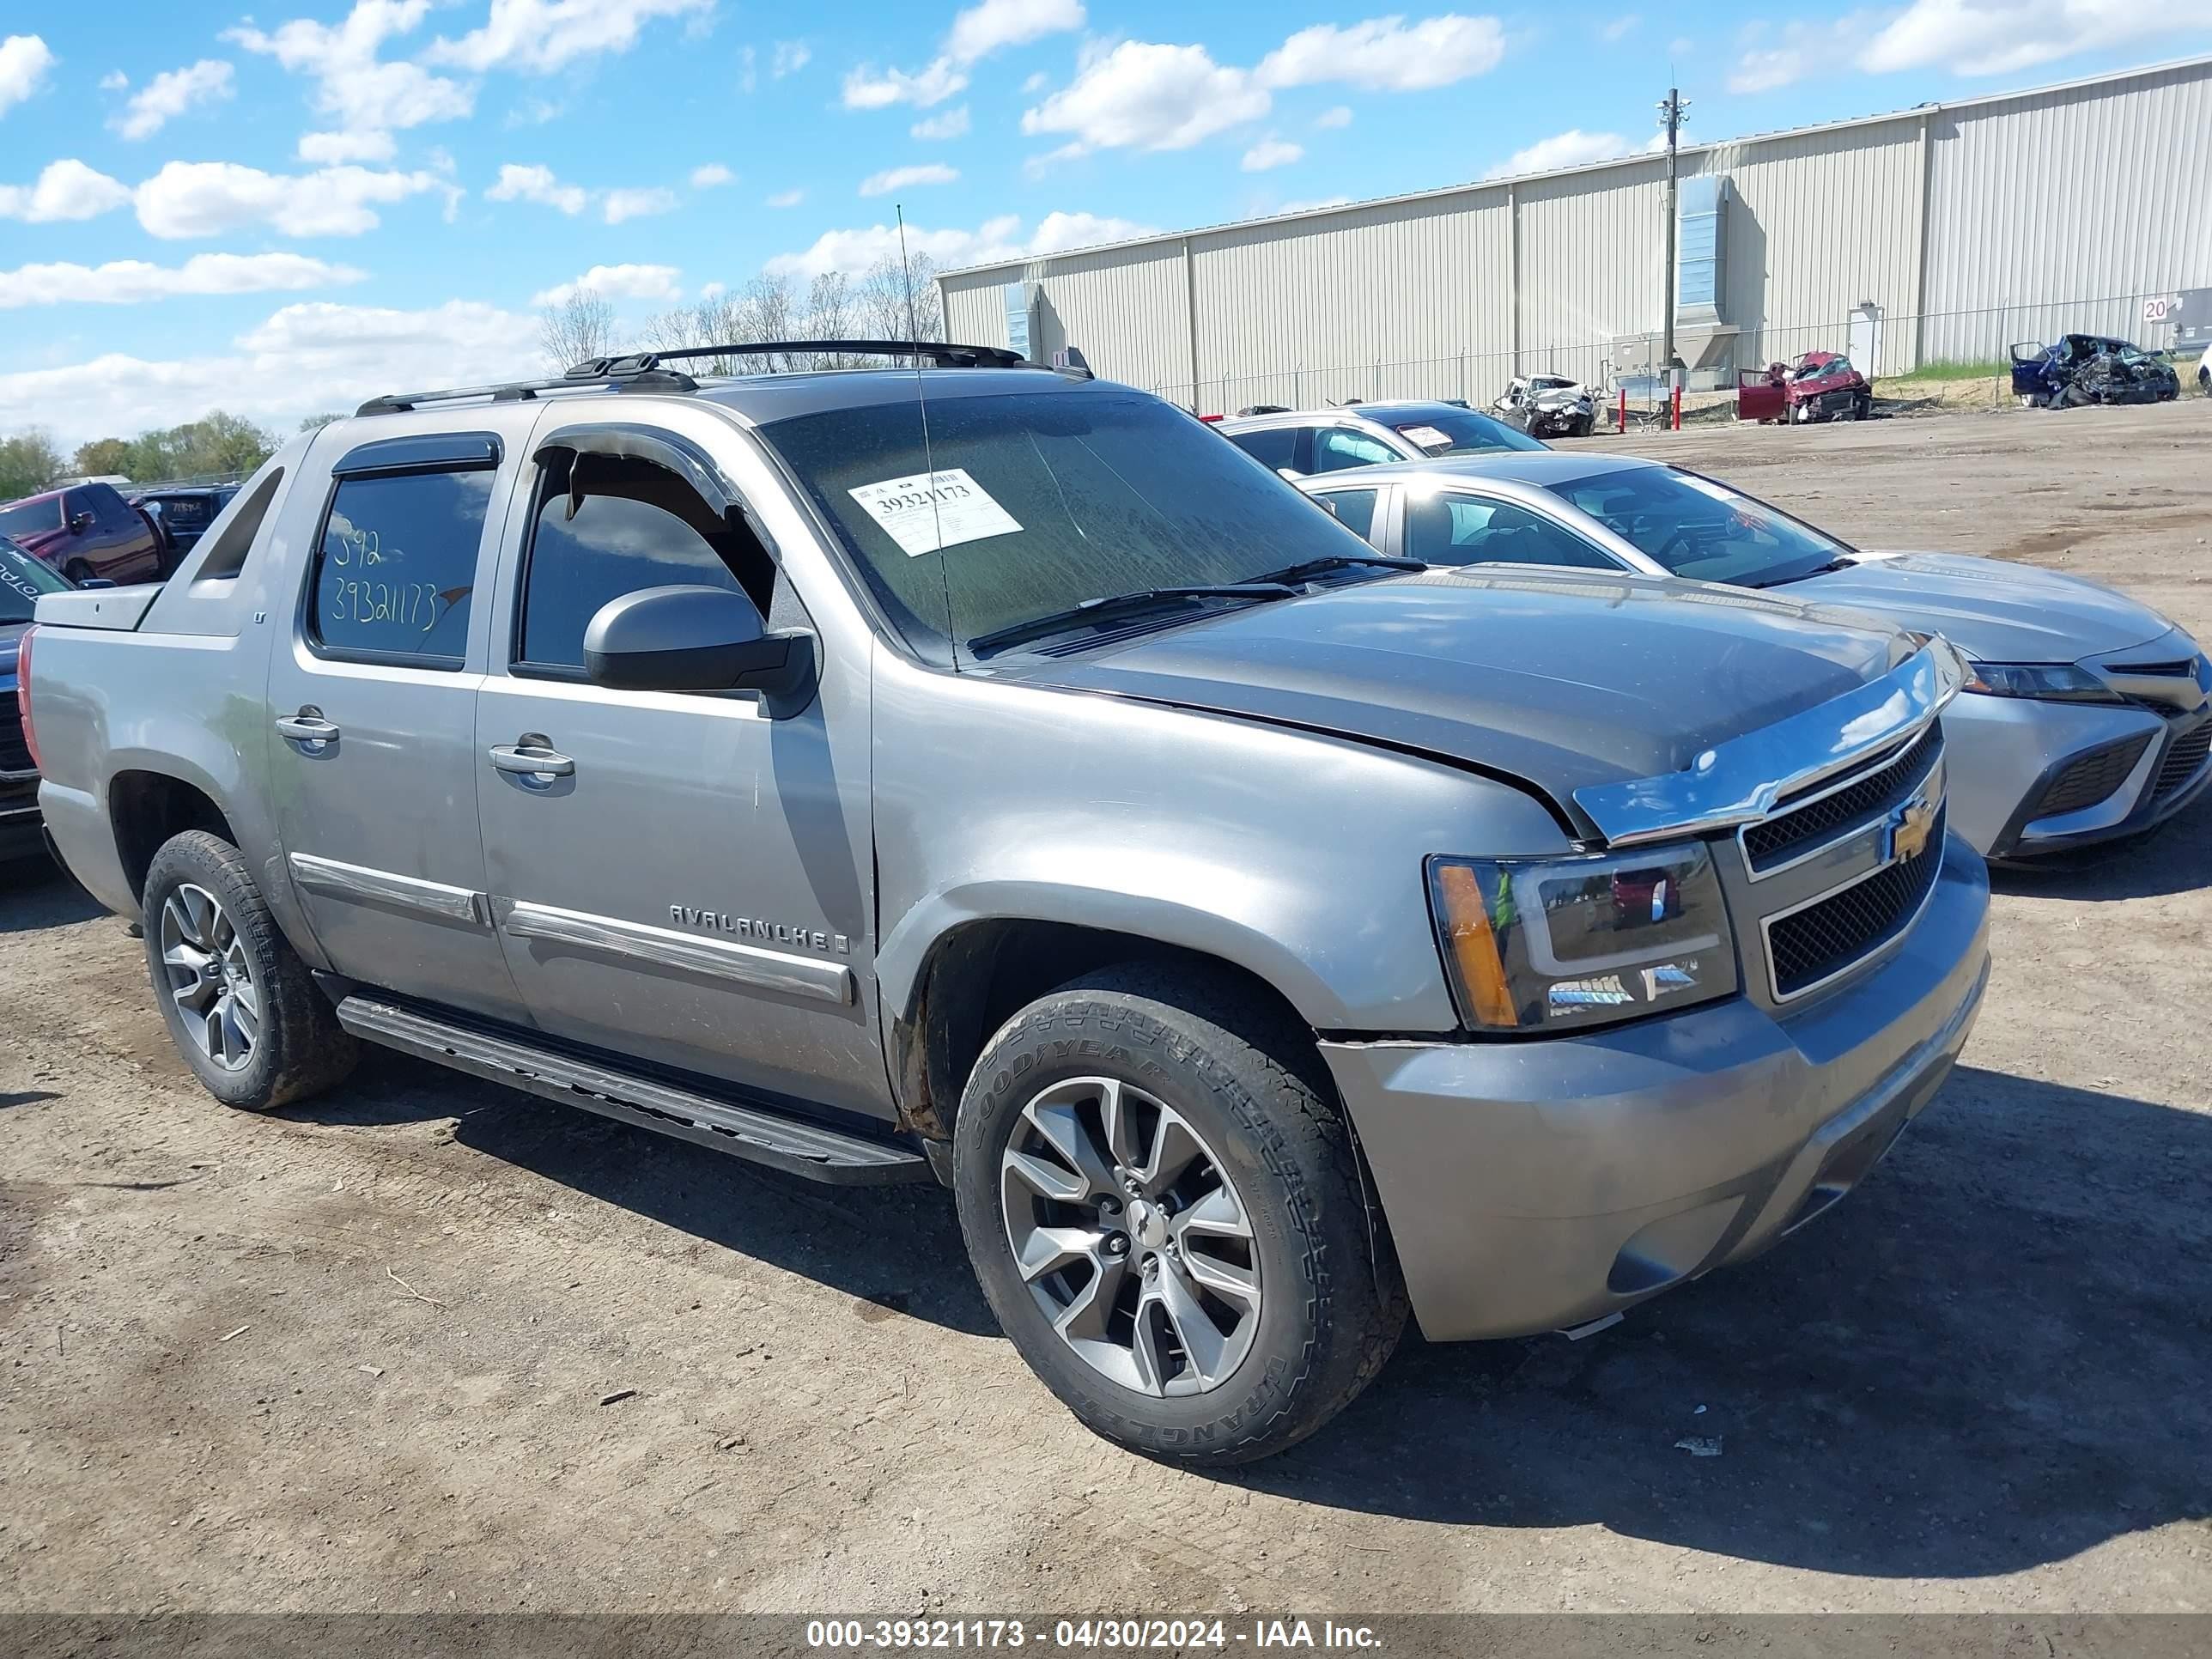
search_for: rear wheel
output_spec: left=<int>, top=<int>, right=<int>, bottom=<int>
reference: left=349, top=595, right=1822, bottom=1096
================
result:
left=951, top=966, right=1407, bottom=1465
left=142, top=830, right=358, bottom=1111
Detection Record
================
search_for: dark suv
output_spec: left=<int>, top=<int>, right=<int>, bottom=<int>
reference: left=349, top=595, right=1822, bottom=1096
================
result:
left=0, top=483, right=163, bottom=585
left=2, top=534, right=72, bottom=862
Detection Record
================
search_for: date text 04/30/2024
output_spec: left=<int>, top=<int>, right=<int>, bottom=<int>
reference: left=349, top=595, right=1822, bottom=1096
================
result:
left=805, top=1620, right=1384, bottom=1650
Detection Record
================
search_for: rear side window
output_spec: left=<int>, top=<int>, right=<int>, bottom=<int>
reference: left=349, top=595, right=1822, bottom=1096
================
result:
left=310, top=470, right=494, bottom=665
left=1316, top=488, right=1380, bottom=543
left=194, top=466, right=284, bottom=581
left=1313, top=427, right=1401, bottom=473
left=1226, top=426, right=1299, bottom=472
left=1406, top=495, right=1617, bottom=569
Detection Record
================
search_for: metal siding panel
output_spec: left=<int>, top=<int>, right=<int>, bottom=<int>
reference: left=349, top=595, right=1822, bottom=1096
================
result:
left=1924, top=61, right=2212, bottom=362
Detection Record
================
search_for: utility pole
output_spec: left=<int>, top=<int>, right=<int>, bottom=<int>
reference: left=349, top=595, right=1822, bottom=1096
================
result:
left=1657, top=87, right=1690, bottom=380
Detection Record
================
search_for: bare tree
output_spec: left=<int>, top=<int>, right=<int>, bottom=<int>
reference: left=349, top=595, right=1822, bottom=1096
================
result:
left=855, top=252, right=945, bottom=347
left=538, top=288, right=616, bottom=373
left=800, top=270, right=855, bottom=368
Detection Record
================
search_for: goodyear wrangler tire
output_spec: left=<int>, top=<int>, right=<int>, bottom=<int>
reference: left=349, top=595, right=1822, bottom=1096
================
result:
left=951, top=964, right=1407, bottom=1465
left=142, top=830, right=359, bottom=1112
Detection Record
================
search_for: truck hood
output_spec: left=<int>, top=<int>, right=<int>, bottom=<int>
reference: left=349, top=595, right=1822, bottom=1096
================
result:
left=1790, top=552, right=2175, bottom=662
left=1001, top=568, right=1918, bottom=822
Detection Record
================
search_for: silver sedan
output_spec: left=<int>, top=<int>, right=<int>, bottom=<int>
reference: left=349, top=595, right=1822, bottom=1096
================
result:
left=1297, top=453, right=2212, bottom=860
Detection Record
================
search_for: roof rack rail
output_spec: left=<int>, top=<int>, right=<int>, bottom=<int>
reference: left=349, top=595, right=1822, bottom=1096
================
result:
left=354, top=361, right=701, bottom=417
left=355, top=338, right=1052, bottom=419
left=568, top=340, right=1036, bottom=374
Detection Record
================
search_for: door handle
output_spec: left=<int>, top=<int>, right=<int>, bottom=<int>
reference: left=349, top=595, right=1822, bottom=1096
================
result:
left=276, top=713, right=340, bottom=744
left=489, top=741, right=575, bottom=779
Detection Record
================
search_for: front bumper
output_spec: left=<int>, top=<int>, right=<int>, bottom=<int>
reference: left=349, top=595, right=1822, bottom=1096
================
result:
left=1943, top=692, right=2212, bottom=859
left=1321, top=833, right=1990, bottom=1342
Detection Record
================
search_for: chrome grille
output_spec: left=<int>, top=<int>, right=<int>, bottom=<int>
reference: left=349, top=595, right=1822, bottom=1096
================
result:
left=2155, top=723, right=2212, bottom=800
left=2033, top=732, right=2153, bottom=818
left=1741, top=726, right=1941, bottom=873
left=1766, top=807, right=1946, bottom=1000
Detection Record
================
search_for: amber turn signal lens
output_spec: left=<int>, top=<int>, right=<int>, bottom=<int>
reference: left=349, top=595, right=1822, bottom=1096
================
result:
left=1433, top=861, right=1519, bottom=1030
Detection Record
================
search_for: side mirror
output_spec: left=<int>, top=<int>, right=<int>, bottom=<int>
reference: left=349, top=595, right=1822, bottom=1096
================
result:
left=582, top=584, right=816, bottom=714
left=69, top=514, right=92, bottom=535
left=77, top=577, right=117, bottom=590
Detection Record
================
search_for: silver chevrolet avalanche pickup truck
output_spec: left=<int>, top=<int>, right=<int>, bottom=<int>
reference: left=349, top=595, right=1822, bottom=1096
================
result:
left=25, top=343, right=1990, bottom=1463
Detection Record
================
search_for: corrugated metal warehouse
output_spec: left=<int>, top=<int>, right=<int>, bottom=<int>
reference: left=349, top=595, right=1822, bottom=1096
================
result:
left=940, top=55, right=2212, bottom=412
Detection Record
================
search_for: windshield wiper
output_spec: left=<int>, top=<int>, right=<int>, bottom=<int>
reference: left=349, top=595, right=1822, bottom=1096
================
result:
left=1249, top=552, right=1426, bottom=585
left=1746, top=557, right=1856, bottom=589
left=969, top=583, right=1297, bottom=657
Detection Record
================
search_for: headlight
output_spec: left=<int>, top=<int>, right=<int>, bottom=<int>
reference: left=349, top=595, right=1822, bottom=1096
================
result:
left=1426, top=844, right=1737, bottom=1033
left=1960, top=661, right=2122, bottom=703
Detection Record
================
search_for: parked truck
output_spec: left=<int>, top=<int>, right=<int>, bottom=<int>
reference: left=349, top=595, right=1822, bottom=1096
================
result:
left=23, top=343, right=1991, bottom=1462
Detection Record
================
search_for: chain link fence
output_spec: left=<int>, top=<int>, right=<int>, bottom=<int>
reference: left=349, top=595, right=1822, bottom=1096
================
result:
left=1141, top=285, right=2206, bottom=421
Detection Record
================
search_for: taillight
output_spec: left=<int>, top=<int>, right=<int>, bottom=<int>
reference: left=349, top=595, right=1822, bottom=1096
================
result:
left=15, top=623, right=39, bottom=773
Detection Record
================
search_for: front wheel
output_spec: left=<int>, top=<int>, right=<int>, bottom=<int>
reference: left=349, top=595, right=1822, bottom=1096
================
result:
left=951, top=967, right=1407, bottom=1465
left=142, top=830, right=359, bottom=1110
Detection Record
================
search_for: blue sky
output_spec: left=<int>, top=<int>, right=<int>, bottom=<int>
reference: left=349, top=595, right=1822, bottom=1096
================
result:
left=3, top=0, right=2209, bottom=447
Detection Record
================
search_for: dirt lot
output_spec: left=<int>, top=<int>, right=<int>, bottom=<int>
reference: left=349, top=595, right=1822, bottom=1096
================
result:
left=2, top=402, right=2209, bottom=1620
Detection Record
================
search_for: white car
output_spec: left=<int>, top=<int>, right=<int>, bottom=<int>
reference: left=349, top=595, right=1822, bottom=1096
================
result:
left=1493, top=374, right=1597, bottom=438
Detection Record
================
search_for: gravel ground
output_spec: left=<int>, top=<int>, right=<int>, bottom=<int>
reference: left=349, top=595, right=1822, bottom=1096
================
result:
left=1, top=401, right=2208, bottom=1619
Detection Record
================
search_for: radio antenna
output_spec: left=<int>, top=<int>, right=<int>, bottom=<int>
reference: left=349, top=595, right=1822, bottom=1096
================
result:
left=898, top=204, right=958, bottom=669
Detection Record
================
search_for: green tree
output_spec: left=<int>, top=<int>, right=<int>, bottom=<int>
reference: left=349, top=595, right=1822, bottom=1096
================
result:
left=71, top=436, right=134, bottom=478
left=0, top=428, right=64, bottom=500
left=297, top=412, right=344, bottom=433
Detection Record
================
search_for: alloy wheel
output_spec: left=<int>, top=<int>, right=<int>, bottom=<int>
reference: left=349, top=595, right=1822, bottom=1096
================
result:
left=160, top=883, right=259, bottom=1073
left=999, top=1076, right=1261, bottom=1397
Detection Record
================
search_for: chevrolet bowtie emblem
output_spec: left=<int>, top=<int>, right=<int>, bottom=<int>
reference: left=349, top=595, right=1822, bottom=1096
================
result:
left=1887, top=797, right=1938, bottom=863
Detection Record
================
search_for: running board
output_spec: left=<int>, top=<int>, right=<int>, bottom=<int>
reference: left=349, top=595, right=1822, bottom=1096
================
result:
left=336, top=996, right=932, bottom=1186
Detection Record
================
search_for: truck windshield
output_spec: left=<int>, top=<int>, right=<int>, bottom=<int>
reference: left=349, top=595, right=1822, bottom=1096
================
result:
left=763, top=386, right=1377, bottom=659
left=0, top=499, right=59, bottom=541
left=0, top=537, right=70, bottom=622
left=1543, top=465, right=1856, bottom=588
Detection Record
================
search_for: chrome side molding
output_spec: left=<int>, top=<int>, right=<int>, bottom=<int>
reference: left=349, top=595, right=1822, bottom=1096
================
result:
left=495, top=897, right=856, bottom=1006
left=287, top=852, right=489, bottom=927
left=1574, top=640, right=1966, bottom=848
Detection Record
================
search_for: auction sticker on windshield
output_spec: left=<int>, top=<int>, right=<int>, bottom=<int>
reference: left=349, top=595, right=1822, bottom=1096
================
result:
left=1398, top=425, right=1451, bottom=450
left=848, top=468, right=1022, bottom=557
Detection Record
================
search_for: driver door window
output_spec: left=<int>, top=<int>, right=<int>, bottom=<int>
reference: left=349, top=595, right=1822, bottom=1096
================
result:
left=1405, top=495, right=1619, bottom=569
left=1312, top=426, right=1401, bottom=473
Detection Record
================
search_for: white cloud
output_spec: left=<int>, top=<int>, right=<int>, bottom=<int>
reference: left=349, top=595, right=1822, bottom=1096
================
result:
left=487, top=161, right=588, bottom=213
left=0, top=300, right=542, bottom=448
left=1021, top=69, right=1048, bottom=93
left=1242, top=137, right=1303, bottom=172
left=113, top=59, right=235, bottom=139
left=1484, top=128, right=1630, bottom=178
left=228, top=2, right=474, bottom=134
left=766, top=209, right=1156, bottom=278
left=738, top=45, right=758, bottom=93
left=912, top=105, right=972, bottom=140
left=842, top=58, right=969, bottom=109
left=0, top=33, right=56, bottom=118
left=531, top=262, right=683, bottom=307
left=428, top=0, right=714, bottom=73
left=766, top=187, right=805, bottom=207
left=700, top=280, right=726, bottom=300
left=1021, top=40, right=1269, bottom=155
left=299, top=127, right=397, bottom=163
left=690, top=161, right=735, bottom=188
left=1315, top=104, right=1352, bottom=129
left=135, top=161, right=443, bottom=239
left=772, top=39, right=811, bottom=76
left=0, top=159, right=133, bottom=223
left=506, top=95, right=565, bottom=125
left=945, top=0, right=1086, bottom=62
left=846, top=0, right=1082, bottom=111
left=1862, top=0, right=2201, bottom=76
left=859, top=162, right=960, bottom=196
left=602, top=185, right=678, bottom=222
left=1601, top=13, right=1639, bottom=40
left=1256, top=15, right=1506, bottom=91
left=100, top=70, right=130, bottom=92
left=0, top=252, right=364, bottom=310
left=1728, top=46, right=1808, bottom=92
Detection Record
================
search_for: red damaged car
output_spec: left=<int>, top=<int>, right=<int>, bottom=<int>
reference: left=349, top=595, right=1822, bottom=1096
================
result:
left=1737, top=350, right=1873, bottom=424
